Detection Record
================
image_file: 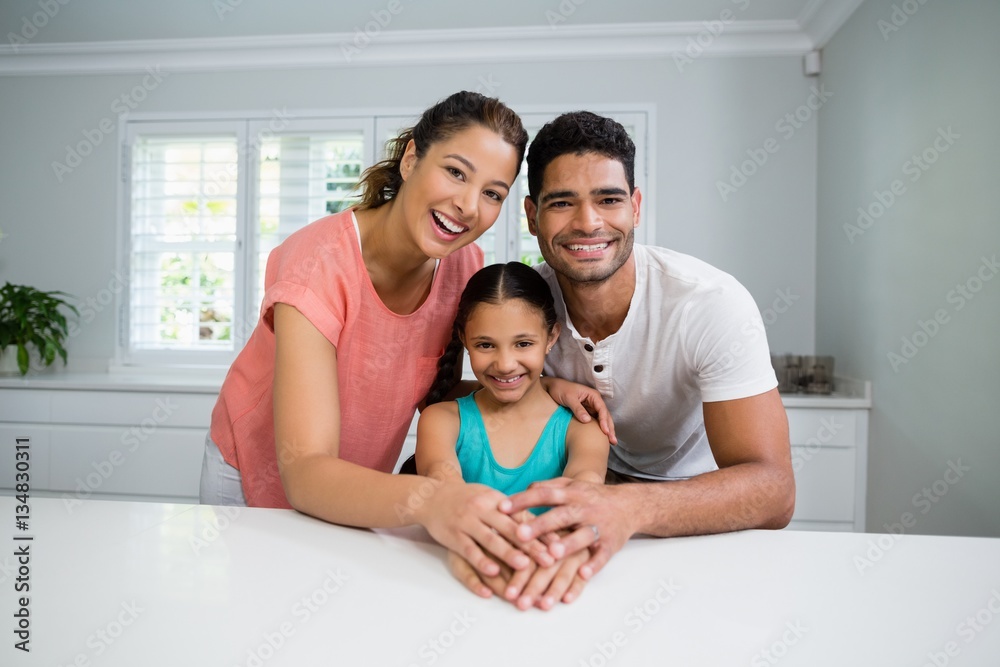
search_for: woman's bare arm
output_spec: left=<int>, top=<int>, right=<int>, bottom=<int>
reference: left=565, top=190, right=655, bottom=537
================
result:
left=271, top=303, right=543, bottom=574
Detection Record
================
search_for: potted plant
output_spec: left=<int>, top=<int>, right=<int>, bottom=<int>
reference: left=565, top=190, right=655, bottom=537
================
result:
left=0, top=282, right=79, bottom=376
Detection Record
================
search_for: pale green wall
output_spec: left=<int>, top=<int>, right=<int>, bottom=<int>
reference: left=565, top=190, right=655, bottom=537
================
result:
left=818, top=0, right=1000, bottom=536
left=6, top=0, right=995, bottom=537
left=0, top=44, right=818, bottom=367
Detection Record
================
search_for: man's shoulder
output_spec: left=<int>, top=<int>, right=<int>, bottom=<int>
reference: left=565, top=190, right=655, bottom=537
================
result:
left=635, top=244, right=743, bottom=294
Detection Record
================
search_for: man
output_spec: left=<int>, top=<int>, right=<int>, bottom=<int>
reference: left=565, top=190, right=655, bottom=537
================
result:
left=449, top=111, right=794, bottom=606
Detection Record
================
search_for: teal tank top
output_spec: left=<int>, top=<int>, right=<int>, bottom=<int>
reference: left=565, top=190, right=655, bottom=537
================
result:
left=455, top=393, right=571, bottom=514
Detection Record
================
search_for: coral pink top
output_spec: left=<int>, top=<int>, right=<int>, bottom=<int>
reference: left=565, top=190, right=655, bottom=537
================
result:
left=210, top=209, right=483, bottom=508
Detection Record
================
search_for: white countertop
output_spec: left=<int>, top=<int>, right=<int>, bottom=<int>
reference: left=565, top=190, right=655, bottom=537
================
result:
left=778, top=376, right=872, bottom=408
left=3, top=497, right=996, bottom=666
left=0, top=371, right=873, bottom=407
left=0, top=370, right=226, bottom=394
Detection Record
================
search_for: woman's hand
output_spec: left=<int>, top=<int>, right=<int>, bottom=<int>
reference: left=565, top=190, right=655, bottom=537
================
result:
left=541, top=377, right=617, bottom=445
left=414, top=480, right=555, bottom=578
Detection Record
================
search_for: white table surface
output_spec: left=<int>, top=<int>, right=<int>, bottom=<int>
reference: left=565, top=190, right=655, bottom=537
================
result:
left=3, top=497, right=1000, bottom=667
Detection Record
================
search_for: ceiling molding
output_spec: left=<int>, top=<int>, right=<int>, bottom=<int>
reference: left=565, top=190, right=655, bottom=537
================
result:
left=0, top=14, right=852, bottom=77
left=799, top=0, right=867, bottom=48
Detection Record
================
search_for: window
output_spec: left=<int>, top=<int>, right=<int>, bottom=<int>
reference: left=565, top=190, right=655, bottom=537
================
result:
left=253, top=127, right=367, bottom=310
left=121, top=116, right=373, bottom=367
left=119, top=108, right=650, bottom=368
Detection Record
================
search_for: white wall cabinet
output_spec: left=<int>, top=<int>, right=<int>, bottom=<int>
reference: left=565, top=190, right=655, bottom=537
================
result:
left=0, top=375, right=871, bottom=532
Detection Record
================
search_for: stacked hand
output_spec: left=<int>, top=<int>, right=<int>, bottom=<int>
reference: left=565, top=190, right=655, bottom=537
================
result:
left=446, top=478, right=635, bottom=610
left=416, top=480, right=555, bottom=577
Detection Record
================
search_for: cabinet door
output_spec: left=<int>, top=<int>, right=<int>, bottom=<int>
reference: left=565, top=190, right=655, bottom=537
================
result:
left=47, top=426, right=204, bottom=500
left=789, top=445, right=856, bottom=523
left=786, top=409, right=858, bottom=446
left=0, top=389, right=52, bottom=422
left=50, top=391, right=216, bottom=429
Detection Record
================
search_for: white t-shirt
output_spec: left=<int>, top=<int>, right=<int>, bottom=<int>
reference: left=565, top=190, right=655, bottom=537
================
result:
left=538, top=244, right=778, bottom=480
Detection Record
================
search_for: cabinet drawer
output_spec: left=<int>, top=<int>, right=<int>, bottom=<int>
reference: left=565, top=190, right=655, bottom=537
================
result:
left=790, top=445, right=856, bottom=523
left=786, top=409, right=857, bottom=447
left=0, top=389, right=52, bottom=422
left=50, top=392, right=216, bottom=429
left=48, top=427, right=205, bottom=498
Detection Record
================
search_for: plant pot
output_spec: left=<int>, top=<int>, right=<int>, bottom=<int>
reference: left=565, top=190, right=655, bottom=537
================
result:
left=0, top=345, right=21, bottom=375
left=0, top=345, right=52, bottom=376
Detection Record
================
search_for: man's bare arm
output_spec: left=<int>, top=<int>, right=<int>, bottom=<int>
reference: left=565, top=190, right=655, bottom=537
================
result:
left=503, top=388, right=795, bottom=576
left=627, top=387, right=795, bottom=535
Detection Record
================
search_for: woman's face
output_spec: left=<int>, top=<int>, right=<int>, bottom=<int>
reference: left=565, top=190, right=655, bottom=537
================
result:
left=397, top=124, right=520, bottom=258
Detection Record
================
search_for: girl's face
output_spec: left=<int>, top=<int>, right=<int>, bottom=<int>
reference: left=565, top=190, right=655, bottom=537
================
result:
left=397, top=125, right=520, bottom=259
left=463, top=299, right=560, bottom=406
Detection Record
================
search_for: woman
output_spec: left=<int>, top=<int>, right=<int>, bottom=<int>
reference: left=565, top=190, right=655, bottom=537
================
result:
left=201, top=91, right=608, bottom=579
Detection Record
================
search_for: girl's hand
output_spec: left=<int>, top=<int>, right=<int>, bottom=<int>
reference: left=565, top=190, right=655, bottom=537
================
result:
left=415, top=480, right=554, bottom=578
left=499, top=519, right=591, bottom=608
left=446, top=546, right=590, bottom=611
left=540, top=377, right=617, bottom=445
left=519, top=546, right=591, bottom=610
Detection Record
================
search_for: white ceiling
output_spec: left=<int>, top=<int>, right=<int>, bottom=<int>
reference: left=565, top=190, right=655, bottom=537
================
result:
left=0, top=0, right=868, bottom=76
left=0, top=0, right=862, bottom=43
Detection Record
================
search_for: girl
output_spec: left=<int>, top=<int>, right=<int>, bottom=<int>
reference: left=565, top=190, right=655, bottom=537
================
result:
left=416, top=262, right=610, bottom=608
left=201, top=92, right=610, bottom=582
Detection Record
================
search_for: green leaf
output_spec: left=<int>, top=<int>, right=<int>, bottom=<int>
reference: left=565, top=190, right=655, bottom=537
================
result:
left=0, top=282, right=79, bottom=371
left=16, top=343, right=28, bottom=376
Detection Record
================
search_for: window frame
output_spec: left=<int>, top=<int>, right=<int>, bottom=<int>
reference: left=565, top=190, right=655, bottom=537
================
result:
left=115, top=105, right=653, bottom=370
left=245, top=116, right=376, bottom=348
left=119, top=119, right=249, bottom=368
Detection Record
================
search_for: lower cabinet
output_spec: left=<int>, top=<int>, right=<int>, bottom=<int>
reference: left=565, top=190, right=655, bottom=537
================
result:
left=0, top=387, right=214, bottom=505
left=0, top=384, right=871, bottom=532
left=784, top=406, right=870, bottom=532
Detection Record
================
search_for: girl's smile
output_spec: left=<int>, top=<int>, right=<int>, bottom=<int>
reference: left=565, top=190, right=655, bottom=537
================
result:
left=463, top=299, right=560, bottom=407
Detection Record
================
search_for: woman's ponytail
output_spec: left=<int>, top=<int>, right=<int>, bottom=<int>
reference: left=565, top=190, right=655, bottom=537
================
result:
left=354, top=91, right=527, bottom=211
left=354, top=130, right=413, bottom=210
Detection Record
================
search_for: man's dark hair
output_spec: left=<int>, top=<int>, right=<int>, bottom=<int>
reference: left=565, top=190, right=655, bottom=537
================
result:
left=526, top=111, right=636, bottom=203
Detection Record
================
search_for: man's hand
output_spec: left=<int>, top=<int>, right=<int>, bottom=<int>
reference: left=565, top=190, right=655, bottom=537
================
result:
left=501, top=477, right=636, bottom=580
left=541, top=377, right=617, bottom=445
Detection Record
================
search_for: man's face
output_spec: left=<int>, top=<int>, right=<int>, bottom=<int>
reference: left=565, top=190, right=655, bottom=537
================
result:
left=524, top=151, right=641, bottom=285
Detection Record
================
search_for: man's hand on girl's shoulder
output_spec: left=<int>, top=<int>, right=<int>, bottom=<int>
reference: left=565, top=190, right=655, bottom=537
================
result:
left=540, top=377, right=617, bottom=444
